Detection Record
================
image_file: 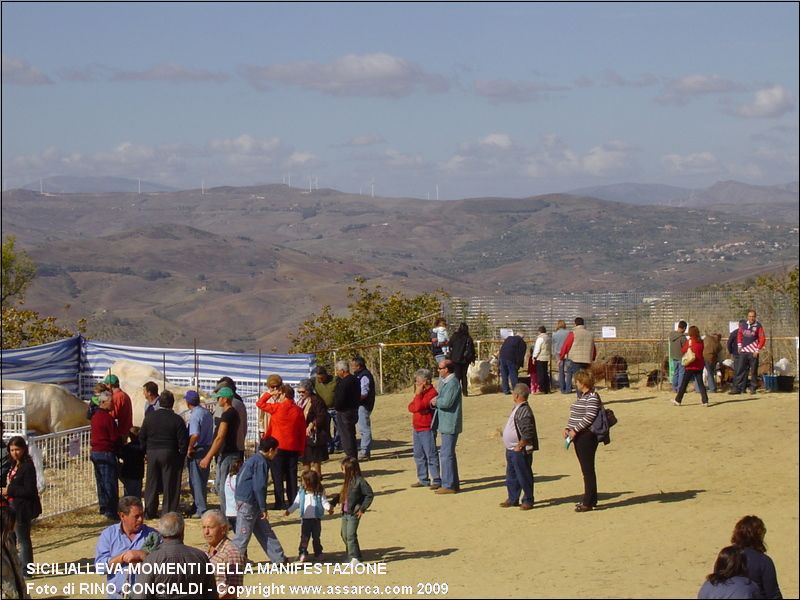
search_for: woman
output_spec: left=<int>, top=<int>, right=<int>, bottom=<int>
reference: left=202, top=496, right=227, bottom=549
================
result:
left=256, top=374, right=284, bottom=437
left=673, top=325, right=709, bottom=406
left=532, top=325, right=552, bottom=394
left=698, top=545, right=761, bottom=599
left=298, top=379, right=330, bottom=477
left=564, top=370, right=601, bottom=512
left=448, top=322, right=476, bottom=396
left=259, top=384, right=306, bottom=509
left=1, top=503, right=29, bottom=599
left=731, top=515, right=782, bottom=599
left=4, top=436, right=41, bottom=574
left=89, top=390, right=120, bottom=520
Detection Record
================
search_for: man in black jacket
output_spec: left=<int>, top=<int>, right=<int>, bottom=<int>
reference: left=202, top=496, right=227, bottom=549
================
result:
left=351, top=356, right=376, bottom=460
left=139, top=390, right=189, bottom=518
left=334, top=360, right=361, bottom=459
left=500, top=383, right=539, bottom=511
left=498, top=333, right=527, bottom=395
left=449, top=322, right=476, bottom=396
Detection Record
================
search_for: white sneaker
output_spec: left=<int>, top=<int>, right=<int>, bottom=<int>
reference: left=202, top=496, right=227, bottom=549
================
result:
left=349, top=557, right=361, bottom=565
left=671, top=400, right=680, bottom=406
left=298, top=553, right=308, bottom=563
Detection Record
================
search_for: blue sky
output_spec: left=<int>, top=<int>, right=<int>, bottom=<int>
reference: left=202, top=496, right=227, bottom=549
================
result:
left=2, top=2, right=798, bottom=198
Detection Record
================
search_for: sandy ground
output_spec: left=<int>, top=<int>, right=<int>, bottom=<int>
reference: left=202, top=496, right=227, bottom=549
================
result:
left=24, top=383, right=799, bottom=599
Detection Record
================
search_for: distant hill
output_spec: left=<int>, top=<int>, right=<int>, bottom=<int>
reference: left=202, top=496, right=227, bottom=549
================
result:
left=19, top=175, right=176, bottom=194
left=3, top=182, right=797, bottom=351
left=567, top=182, right=691, bottom=206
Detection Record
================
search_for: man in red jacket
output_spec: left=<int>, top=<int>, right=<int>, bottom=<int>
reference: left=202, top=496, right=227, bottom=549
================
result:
left=731, top=309, right=767, bottom=395
left=407, top=368, right=441, bottom=490
left=90, top=391, right=120, bottom=520
left=259, top=385, right=306, bottom=510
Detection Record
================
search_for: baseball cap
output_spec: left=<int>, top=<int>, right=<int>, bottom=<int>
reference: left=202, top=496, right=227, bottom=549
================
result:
left=212, top=386, right=234, bottom=399
left=185, top=390, right=200, bottom=405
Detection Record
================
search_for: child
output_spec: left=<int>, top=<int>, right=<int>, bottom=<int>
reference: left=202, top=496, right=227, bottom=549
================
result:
left=431, top=318, right=449, bottom=364
left=118, top=427, right=145, bottom=499
left=338, top=457, right=374, bottom=564
left=224, top=459, right=242, bottom=530
left=284, top=470, right=332, bottom=562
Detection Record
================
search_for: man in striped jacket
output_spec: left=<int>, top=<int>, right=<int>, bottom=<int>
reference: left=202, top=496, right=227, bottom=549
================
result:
left=499, top=383, right=539, bottom=511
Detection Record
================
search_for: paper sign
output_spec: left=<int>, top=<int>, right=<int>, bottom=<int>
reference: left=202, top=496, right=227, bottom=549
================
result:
left=499, top=328, right=513, bottom=339
left=68, top=436, right=81, bottom=458
left=601, top=326, right=617, bottom=338
left=729, top=321, right=740, bottom=333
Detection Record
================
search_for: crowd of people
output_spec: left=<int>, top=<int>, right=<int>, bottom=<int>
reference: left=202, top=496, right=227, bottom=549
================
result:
left=0, top=308, right=784, bottom=599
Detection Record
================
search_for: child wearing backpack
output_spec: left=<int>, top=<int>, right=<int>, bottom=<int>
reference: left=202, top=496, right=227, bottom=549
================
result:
left=284, top=469, right=332, bottom=562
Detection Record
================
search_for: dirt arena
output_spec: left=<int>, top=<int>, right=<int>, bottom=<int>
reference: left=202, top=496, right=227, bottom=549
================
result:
left=26, top=383, right=799, bottom=599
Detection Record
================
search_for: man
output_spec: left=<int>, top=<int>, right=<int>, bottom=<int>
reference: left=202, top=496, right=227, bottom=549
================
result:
left=559, top=317, right=597, bottom=397
left=132, top=512, right=218, bottom=599
left=104, top=374, right=133, bottom=441
left=214, top=377, right=248, bottom=460
left=314, top=366, right=340, bottom=453
left=142, top=381, right=160, bottom=416
left=351, top=356, right=376, bottom=460
left=668, top=321, right=688, bottom=393
left=731, top=309, right=766, bottom=395
left=408, top=368, right=441, bottom=490
left=95, top=496, right=160, bottom=600
left=185, top=390, right=214, bottom=518
left=231, top=436, right=287, bottom=564
left=551, top=320, right=570, bottom=394
left=498, top=332, right=527, bottom=395
left=431, top=359, right=462, bottom=494
left=199, top=387, right=240, bottom=517
left=202, top=510, right=245, bottom=599
left=703, top=332, right=723, bottom=393
left=90, top=391, right=120, bottom=520
left=333, top=361, right=361, bottom=459
left=139, top=390, right=189, bottom=518
left=448, top=322, right=476, bottom=396
left=499, top=383, right=539, bottom=511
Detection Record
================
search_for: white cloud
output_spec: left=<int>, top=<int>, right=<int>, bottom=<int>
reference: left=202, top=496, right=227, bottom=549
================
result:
left=524, top=135, right=636, bottom=178
left=661, top=152, right=719, bottom=174
left=582, top=140, right=637, bottom=176
left=339, top=134, right=386, bottom=147
left=600, top=69, right=658, bottom=88
left=209, top=134, right=281, bottom=156
left=240, top=53, right=448, bottom=97
left=480, top=133, right=513, bottom=149
left=734, top=85, right=794, bottom=118
left=112, top=62, right=229, bottom=83
left=383, top=148, right=424, bottom=168
left=1, top=55, right=52, bottom=85
left=285, top=152, right=317, bottom=167
left=657, top=74, right=744, bottom=105
left=473, top=78, right=569, bottom=103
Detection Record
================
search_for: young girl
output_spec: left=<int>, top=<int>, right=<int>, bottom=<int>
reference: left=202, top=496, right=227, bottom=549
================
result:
left=430, top=318, right=449, bottom=364
left=5, top=436, right=42, bottom=574
left=224, top=459, right=242, bottom=530
left=338, top=457, right=374, bottom=564
left=284, top=470, right=332, bottom=562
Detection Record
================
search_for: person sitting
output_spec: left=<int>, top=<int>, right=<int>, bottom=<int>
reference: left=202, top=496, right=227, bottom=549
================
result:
left=201, top=510, right=245, bottom=599
left=731, top=515, right=782, bottom=599
left=697, top=545, right=762, bottom=599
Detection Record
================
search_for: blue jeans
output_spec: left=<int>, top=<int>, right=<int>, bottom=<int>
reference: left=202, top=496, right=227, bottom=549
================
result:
left=121, top=478, right=142, bottom=499
left=505, top=449, right=534, bottom=505
left=327, top=409, right=341, bottom=452
left=675, top=369, right=709, bottom=405
left=216, top=453, right=239, bottom=516
left=671, top=359, right=685, bottom=392
left=187, top=448, right=210, bottom=515
left=358, top=405, right=372, bottom=456
left=704, top=361, right=718, bottom=392
left=231, top=501, right=286, bottom=563
left=559, top=359, right=572, bottom=393
left=91, top=450, right=119, bottom=516
left=412, top=429, right=440, bottom=486
left=499, top=359, right=519, bottom=394
left=341, top=514, right=362, bottom=560
left=439, top=433, right=459, bottom=490
left=568, top=362, right=590, bottom=398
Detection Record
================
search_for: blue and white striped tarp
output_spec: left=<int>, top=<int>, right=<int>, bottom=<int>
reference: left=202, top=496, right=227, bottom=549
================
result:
left=82, top=340, right=316, bottom=389
left=0, top=335, right=82, bottom=394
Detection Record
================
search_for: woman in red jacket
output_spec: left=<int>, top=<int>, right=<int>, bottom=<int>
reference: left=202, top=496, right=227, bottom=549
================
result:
left=260, top=385, right=306, bottom=509
left=673, top=325, right=710, bottom=406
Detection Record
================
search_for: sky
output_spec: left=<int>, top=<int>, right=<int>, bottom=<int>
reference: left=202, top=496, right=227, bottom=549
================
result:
left=2, top=2, right=799, bottom=199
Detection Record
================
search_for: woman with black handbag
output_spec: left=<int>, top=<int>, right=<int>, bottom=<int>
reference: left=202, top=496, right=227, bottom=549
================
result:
left=299, top=379, right=331, bottom=478
left=564, top=370, right=602, bottom=513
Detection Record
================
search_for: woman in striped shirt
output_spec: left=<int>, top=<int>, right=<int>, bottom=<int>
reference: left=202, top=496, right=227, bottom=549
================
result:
left=564, top=369, right=601, bottom=513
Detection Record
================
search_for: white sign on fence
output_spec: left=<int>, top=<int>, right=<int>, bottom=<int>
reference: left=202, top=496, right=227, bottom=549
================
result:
left=602, top=326, right=617, bottom=339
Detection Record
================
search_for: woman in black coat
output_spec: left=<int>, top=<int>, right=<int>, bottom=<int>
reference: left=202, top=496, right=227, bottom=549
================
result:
left=299, top=379, right=331, bottom=477
left=4, top=436, right=41, bottom=573
left=448, top=322, right=476, bottom=396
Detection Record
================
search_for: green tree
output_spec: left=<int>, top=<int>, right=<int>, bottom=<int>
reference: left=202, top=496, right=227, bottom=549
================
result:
left=290, top=278, right=446, bottom=392
left=1, top=234, right=84, bottom=348
left=1, top=235, right=36, bottom=306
